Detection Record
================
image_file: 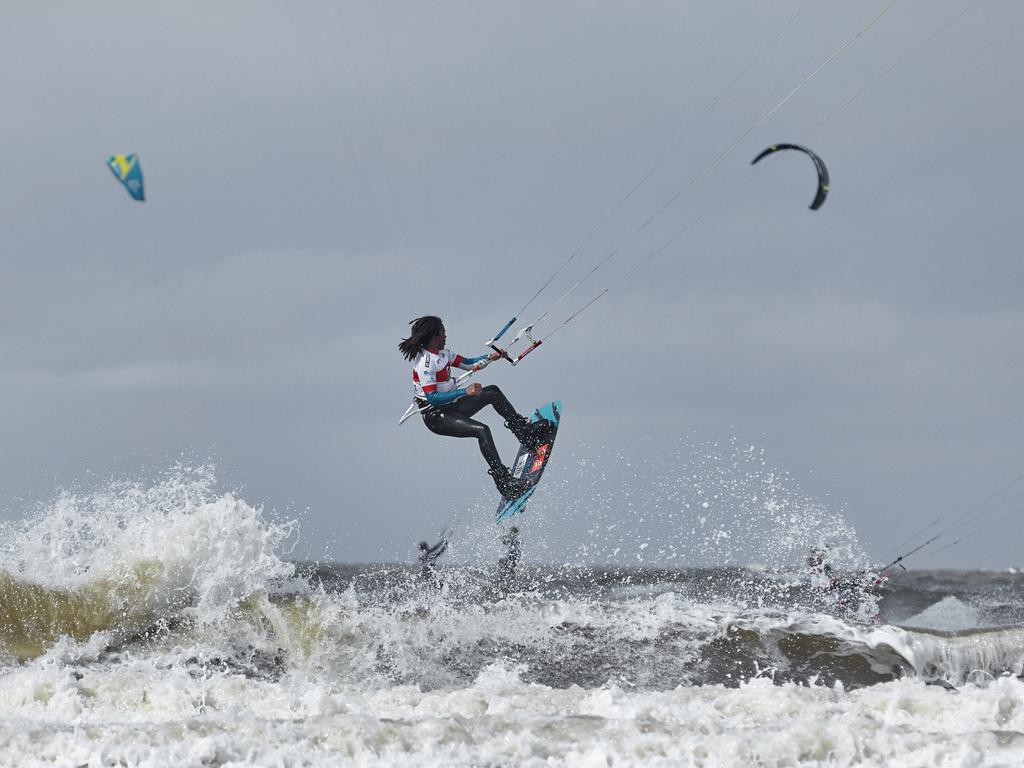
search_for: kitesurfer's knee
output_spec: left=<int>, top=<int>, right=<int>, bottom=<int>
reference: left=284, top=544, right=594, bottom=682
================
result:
left=480, top=385, right=517, bottom=420
left=479, top=384, right=503, bottom=405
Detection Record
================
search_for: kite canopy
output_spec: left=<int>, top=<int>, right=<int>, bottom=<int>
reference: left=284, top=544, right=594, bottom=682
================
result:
left=107, top=154, right=145, bottom=201
left=751, top=143, right=829, bottom=210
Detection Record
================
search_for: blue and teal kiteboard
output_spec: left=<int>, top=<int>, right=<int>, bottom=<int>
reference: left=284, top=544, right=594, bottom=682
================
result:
left=495, top=400, right=561, bottom=523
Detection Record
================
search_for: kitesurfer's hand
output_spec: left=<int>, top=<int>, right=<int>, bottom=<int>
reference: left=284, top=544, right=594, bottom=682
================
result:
left=466, top=383, right=482, bottom=396
left=486, top=351, right=502, bottom=362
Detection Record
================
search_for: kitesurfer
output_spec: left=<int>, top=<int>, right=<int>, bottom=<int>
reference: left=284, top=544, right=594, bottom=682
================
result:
left=807, top=546, right=835, bottom=585
left=496, top=526, right=521, bottom=591
left=399, top=316, right=552, bottom=499
left=418, top=539, right=448, bottom=581
left=806, top=545, right=889, bottom=620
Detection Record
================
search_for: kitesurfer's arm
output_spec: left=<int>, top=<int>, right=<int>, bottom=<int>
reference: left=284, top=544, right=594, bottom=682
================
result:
left=453, top=353, right=490, bottom=371
left=429, top=540, right=448, bottom=559
left=422, top=379, right=482, bottom=405
left=424, top=388, right=468, bottom=406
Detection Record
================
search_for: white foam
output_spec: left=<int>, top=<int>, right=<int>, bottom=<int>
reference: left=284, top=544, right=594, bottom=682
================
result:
left=0, top=466, right=297, bottom=627
left=2, top=658, right=1023, bottom=767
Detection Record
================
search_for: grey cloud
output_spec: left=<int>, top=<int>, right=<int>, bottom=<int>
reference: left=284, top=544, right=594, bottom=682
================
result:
left=0, top=0, right=1021, bottom=569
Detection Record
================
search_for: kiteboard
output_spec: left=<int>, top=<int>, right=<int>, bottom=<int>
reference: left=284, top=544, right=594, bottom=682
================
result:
left=495, top=400, right=561, bottom=523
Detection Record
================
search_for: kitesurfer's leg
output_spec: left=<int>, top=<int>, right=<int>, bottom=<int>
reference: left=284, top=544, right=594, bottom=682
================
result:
left=422, top=407, right=530, bottom=500
left=451, top=385, right=551, bottom=450
left=450, top=384, right=516, bottom=420
left=423, top=409, right=503, bottom=470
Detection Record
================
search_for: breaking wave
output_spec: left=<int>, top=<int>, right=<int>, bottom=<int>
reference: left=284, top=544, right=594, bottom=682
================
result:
left=2, top=466, right=1024, bottom=766
left=0, top=465, right=296, bottom=661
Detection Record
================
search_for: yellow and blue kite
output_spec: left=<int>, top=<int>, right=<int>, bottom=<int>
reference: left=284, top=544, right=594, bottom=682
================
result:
left=107, top=154, right=145, bottom=201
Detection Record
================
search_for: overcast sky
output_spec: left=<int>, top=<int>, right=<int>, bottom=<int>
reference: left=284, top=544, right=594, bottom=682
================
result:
left=1, top=0, right=1021, bottom=569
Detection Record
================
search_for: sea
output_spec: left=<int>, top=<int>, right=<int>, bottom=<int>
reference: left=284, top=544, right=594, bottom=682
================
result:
left=2, top=466, right=1024, bottom=767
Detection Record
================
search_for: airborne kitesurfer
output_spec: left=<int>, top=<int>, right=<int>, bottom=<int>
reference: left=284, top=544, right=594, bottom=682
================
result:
left=399, top=316, right=552, bottom=499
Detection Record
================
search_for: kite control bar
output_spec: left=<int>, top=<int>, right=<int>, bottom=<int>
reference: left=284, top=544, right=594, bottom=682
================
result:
left=485, top=321, right=543, bottom=366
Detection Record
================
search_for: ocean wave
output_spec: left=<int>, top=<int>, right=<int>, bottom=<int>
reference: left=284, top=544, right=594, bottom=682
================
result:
left=2, top=467, right=1024, bottom=766
left=0, top=562, right=165, bottom=661
left=223, top=580, right=1024, bottom=690
left=0, top=467, right=298, bottom=661
left=7, top=558, right=1023, bottom=691
left=2, top=467, right=1022, bottom=698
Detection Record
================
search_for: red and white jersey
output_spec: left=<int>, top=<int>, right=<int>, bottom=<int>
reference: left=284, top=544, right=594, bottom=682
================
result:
left=412, top=347, right=469, bottom=399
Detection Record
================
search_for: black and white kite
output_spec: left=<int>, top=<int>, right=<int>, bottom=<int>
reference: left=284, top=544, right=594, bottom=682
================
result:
left=751, top=143, right=830, bottom=210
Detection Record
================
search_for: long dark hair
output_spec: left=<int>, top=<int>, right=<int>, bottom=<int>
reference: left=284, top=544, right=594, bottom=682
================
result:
left=399, top=315, right=443, bottom=361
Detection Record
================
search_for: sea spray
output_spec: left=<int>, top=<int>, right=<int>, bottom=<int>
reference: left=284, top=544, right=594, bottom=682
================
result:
left=445, top=436, right=870, bottom=579
left=0, top=465, right=298, bottom=660
left=2, top=466, right=1024, bottom=765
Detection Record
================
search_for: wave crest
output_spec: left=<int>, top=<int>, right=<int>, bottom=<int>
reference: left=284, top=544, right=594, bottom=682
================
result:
left=0, top=466, right=297, bottom=659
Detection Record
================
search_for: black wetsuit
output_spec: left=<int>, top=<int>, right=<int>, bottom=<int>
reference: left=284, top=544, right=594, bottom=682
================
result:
left=420, top=385, right=522, bottom=473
